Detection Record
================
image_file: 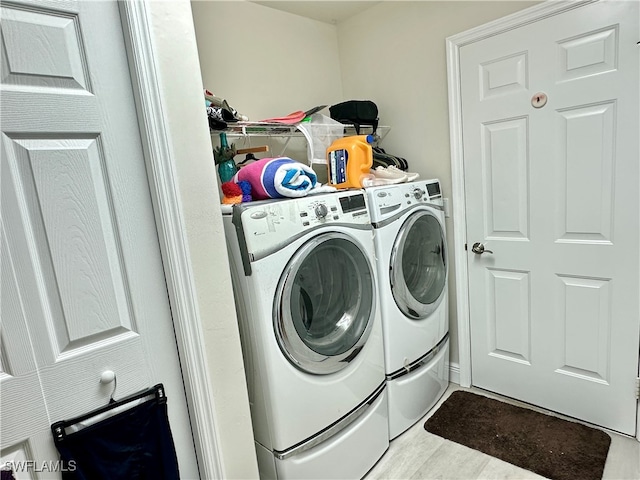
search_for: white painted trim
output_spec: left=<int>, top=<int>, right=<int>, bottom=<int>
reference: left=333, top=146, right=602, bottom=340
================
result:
left=445, top=0, right=599, bottom=391
left=445, top=29, right=471, bottom=387
left=448, top=0, right=597, bottom=48
left=448, top=363, right=461, bottom=386
left=119, top=2, right=223, bottom=478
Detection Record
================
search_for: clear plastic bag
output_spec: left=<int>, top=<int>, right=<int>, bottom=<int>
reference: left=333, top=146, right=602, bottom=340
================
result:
left=296, top=114, right=345, bottom=167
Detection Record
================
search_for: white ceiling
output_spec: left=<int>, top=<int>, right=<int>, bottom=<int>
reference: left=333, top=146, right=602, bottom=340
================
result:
left=252, top=1, right=381, bottom=25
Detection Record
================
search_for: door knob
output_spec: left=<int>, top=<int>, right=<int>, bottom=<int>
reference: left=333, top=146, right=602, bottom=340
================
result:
left=471, top=242, right=493, bottom=255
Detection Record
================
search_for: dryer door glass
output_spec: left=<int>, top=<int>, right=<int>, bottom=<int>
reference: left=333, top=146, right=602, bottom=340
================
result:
left=274, top=232, right=375, bottom=374
left=391, top=211, right=447, bottom=319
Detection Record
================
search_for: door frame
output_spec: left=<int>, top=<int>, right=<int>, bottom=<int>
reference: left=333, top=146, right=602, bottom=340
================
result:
left=119, top=2, right=223, bottom=477
left=446, top=0, right=640, bottom=440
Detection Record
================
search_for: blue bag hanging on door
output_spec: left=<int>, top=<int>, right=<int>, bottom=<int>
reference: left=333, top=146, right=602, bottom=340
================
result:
left=51, top=384, right=180, bottom=480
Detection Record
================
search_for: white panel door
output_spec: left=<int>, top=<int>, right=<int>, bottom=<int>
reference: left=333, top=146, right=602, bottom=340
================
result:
left=0, top=0, right=199, bottom=477
left=461, top=0, right=639, bottom=435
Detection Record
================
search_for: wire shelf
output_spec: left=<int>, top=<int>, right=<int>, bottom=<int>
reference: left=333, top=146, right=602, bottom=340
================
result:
left=213, top=122, right=390, bottom=142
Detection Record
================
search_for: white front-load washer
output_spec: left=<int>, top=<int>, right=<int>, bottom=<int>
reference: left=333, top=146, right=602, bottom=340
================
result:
left=222, top=190, right=389, bottom=479
left=365, top=179, right=449, bottom=440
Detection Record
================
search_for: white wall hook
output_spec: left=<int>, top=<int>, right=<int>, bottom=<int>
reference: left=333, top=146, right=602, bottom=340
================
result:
left=100, top=370, right=117, bottom=402
left=100, top=370, right=115, bottom=384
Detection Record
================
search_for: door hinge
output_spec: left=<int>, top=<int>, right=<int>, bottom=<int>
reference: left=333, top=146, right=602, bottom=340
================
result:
left=636, top=377, right=640, bottom=400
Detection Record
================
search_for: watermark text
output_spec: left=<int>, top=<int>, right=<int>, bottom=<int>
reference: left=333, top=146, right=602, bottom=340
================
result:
left=2, top=460, right=77, bottom=473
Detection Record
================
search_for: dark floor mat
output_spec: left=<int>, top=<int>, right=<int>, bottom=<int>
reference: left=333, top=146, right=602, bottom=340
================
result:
left=424, top=390, right=611, bottom=480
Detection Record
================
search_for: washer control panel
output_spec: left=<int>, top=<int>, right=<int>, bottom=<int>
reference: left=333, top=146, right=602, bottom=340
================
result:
left=296, top=192, right=368, bottom=226
left=368, top=179, right=442, bottom=222
left=238, top=191, right=370, bottom=256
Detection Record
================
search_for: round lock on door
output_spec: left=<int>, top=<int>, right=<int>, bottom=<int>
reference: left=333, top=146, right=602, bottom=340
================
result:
left=273, top=232, right=376, bottom=374
left=390, top=210, right=447, bottom=319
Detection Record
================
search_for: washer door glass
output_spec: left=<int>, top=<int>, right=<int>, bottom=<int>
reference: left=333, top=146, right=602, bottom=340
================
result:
left=274, top=232, right=375, bottom=374
left=390, top=211, right=447, bottom=319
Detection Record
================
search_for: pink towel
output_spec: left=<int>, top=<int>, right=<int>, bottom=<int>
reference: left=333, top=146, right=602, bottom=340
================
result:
left=258, top=111, right=306, bottom=124
left=234, top=157, right=319, bottom=200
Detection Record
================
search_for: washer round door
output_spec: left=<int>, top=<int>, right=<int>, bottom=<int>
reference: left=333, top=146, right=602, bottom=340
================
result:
left=390, top=210, right=447, bottom=319
left=274, top=232, right=376, bottom=374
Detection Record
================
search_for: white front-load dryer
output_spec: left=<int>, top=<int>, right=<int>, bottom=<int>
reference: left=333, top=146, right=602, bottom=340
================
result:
left=365, top=179, right=450, bottom=439
left=222, top=191, right=389, bottom=479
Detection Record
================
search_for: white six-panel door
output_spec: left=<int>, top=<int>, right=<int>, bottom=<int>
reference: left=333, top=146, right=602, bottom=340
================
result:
left=1, top=0, right=198, bottom=476
left=460, top=0, right=639, bottom=435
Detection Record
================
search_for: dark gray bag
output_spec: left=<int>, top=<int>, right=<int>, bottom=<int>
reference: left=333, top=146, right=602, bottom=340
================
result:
left=329, top=100, right=378, bottom=134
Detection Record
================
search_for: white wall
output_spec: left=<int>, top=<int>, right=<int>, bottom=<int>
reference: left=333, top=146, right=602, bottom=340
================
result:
left=147, top=2, right=258, bottom=478
left=192, top=1, right=344, bottom=122
left=191, top=1, right=346, bottom=168
left=337, top=1, right=539, bottom=367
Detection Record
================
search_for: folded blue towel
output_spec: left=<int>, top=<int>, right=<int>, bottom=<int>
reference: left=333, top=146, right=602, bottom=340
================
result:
left=234, top=157, right=334, bottom=200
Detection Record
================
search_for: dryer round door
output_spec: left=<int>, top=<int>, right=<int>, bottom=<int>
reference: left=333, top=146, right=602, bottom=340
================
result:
left=390, top=210, right=447, bottom=319
left=274, top=231, right=376, bottom=374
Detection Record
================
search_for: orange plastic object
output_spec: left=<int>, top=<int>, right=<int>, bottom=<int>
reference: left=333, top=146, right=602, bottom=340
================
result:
left=326, top=135, right=374, bottom=189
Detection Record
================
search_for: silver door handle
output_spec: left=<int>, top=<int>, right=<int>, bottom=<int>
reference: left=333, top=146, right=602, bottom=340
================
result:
left=471, top=242, right=493, bottom=255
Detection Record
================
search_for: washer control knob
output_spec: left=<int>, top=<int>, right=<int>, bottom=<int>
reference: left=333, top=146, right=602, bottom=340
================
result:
left=413, top=188, right=424, bottom=200
left=315, top=204, right=328, bottom=218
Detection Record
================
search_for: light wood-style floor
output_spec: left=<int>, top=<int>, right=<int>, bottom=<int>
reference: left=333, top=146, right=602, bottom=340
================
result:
left=365, top=384, right=640, bottom=480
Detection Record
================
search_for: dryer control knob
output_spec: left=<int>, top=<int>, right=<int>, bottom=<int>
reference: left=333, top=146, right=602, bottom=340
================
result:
left=413, top=188, right=424, bottom=200
left=315, top=204, right=328, bottom=218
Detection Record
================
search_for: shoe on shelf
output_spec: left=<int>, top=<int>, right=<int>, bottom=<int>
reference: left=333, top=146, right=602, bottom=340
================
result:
left=362, top=175, right=406, bottom=187
left=372, top=166, right=408, bottom=183
left=387, top=165, right=419, bottom=182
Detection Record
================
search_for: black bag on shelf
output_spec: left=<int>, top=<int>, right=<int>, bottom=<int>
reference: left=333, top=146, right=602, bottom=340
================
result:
left=329, top=100, right=378, bottom=134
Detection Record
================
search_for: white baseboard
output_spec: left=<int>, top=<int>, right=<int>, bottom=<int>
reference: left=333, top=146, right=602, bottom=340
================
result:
left=449, top=362, right=460, bottom=386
